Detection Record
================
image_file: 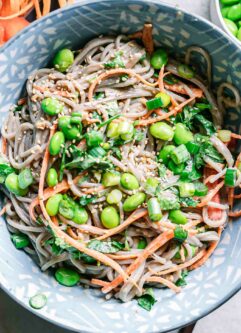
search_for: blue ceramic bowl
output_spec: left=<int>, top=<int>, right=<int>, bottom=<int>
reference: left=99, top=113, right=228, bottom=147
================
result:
left=1, top=1, right=241, bottom=332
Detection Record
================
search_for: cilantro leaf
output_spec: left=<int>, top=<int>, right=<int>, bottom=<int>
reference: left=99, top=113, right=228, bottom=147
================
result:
left=175, top=270, right=188, bottom=287
left=104, top=51, right=125, bottom=69
left=194, top=114, right=216, bottom=136
left=137, top=288, right=157, bottom=311
left=79, top=195, right=97, bottom=206
left=0, top=164, right=15, bottom=183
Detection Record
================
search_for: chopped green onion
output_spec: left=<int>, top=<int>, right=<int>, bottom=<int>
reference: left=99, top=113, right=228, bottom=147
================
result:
left=158, top=145, right=175, bottom=165
left=225, top=168, right=237, bottom=187
left=179, top=182, right=195, bottom=197
left=147, top=197, right=162, bottom=221
left=185, top=141, right=200, bottom=154
left=29, top=293, right=47, bottom=310
left=85, top=131, right=104, bottom=147
left=194, top=182, right=208, bottom=196
left=145, top=177, right=159, bottom=195
left=88, top=146, right=107, bottom=158
left=146, top=98, right=163, bottom=111
left=18, top=168, right=33, bottom=189
left=169, top=210, right=187, bottom=225
left=218, top=130, right=231, bottom=143
left=170, top=144, right=190, bottom=165
left=174, top=226, right=188, bottom=243
left=177, top=64, right=194, bottom=79
left=11, top=233, right=30, bottom=249
left=168, top=160, right=185, bottom=175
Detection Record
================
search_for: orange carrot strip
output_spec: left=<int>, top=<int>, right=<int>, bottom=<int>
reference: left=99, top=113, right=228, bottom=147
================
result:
left=138, top=96, right=195, bottom=126
left=197, top=181, right=224, bottom=208
left=88, top=68, right=158, bottom=101
left=146, top=276, right=181, bottom=293
left=231, top=133, right=241, bottom=140
left=97, top=208, right=148, bottom=241
left=43, top=0, right=51, bottom=15
left=102, top=230, right=174, bottom=294
left=33, top=0, right=42, bottom=19
left=164, top=82, right=203, bottom=98
left=2, top=137, right=7, bottom=154
left=91, top=279, right=109, bottom=287
left=189, top=227, right=222, bottom=270
left=107, top=253, right=139, bottom=260
left=0, top=205, right=7, bottom=217
left=158, top=66, right=165, bottom=92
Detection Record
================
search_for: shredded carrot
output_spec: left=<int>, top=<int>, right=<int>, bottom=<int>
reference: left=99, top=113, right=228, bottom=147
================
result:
left=189, top=227, right=222, bottom=270
left=228, top=209, right=241, bottom=217
left=2, top=137, right=7, bottom=154
left=197, top=181, right=224, bottom=208
left=33, top=0, right=42, bottom=19
left=164, top=82, right=203, bottom=98
left=43, top=0, right=50, bottom=16
left=107, top=253, right=140, bottom=260
left=228, top=187, right=234, bottom=210
left=146, top=276, right=181, bottom=293
left=102, top=230, right=174, bottom=294
left=231, top=133, right=241, bottom=140
left=88, top=68, right=158, bottom=101
left=91, top=279, right=109, bottom=287
left=0, top=1, right=33, bottom=19
left=97, top=208, right=148, bottom=241
left=0, top=205, right=7, bottom=217
left=138, top=96, right=195, bottom=126
left=158, top=66, right=165, bottom=92
left=67, top=226, right=79, bottom=240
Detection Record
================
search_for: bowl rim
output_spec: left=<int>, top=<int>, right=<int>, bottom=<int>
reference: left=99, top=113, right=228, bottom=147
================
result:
left=213, top=0, right=241, bottom=45
left=1, top=0, right=241, bottom=332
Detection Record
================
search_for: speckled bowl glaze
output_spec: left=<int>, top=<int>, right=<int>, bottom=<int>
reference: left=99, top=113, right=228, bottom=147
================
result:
left=1, top=1, right=241, bottom=332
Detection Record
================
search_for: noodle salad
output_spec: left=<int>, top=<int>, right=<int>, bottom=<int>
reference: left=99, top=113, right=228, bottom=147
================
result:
left=1, top=24, right=241, bottom=311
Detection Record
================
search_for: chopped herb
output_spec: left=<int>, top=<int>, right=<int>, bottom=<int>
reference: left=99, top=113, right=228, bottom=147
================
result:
left=92, top=111, right=103, bottom=121
left=0, top=163, right=15, bottom=183
left=194, top=136, right=224, bottom=169
left=93, top=92, right=105, bottom=100
left=105, top=101, right=119, bottom=116
left=194, top=114, right=216, bottom=136
left=174, top=226, right=188, bottom=243
left=180, top=160, right=201, bottom=182
left=157, top=189, right=180, bottom=210
left=179, top=197, right=199, bottom=207
left=163, top=74, right=179, bottom=85
left=134, top=129, right=145, bottom=142
left=97, top=114, right=121, bottom=128
left=87, top=240, right=125, bottom=253
left=104, top=51, right=125, bottom=69
left=79, top=195, right=97, bottom=206
left=111, top=146, right=122, bottom=160
left=137, top=288, right=157, bottom=311
left=175, top=270, right=188, bottom=287
left=13, top=105, right=23, bottom=112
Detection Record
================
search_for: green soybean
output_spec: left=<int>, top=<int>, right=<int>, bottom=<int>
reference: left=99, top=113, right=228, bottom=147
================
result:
left=118, top=122, right=134, bottom=140
left=220, top=0, right=239, bottom=4
left=46, top=168, right=58, bottom=187
left=49, top=131, right=65, bottom=156
left=45, top=194, right=62, bottom=216
left=5, top=173, right=28, bottom=196
left=85, top=130, right=104, bottom=147
left=120, top=173, right=139, bottom=190
left=174, top=123, right=194, bottom=145
left=150, top=49, right=168, bottom=69
left=59, top=199, right=75, bottom=219
left=73, top=206, right=88, bottom=224
left=158, top=145, right=175, bottom=165
left=101, top=206, right=120, bottom=229
left=41, top=98, right=63, bottom=116
left=147, top=197, right=162, bottom=221
left=107, top=122, right=119, bottom=138
left=221, top=6, right=231, bottom=18
left=29, top=293, right=47, bottom=310
left=18, top=168, right=33, bottom=189
left=137, top=237, right=147, bottom=249
left=155, top=92, right=171, bottom=107
left=177, top=64, right=194, bottom=79
left=11, top=233, right=30, bottom=249
left=169, top=209, right=187, bottom=224
left=102, top=171, right=120, bottom=187
left=58, top=116, right=82, bottom=141
left=107, top=189, right=123, bottom=204
left=227, top=3, right=241, bottom=21
left=224, top=18, right=238, bottom=36
left=123, top=192, right=146, bottom=212
left=53, top=49, right=74, bottom=72
left=150, top=122, right=174, bottom=141
left=55, top=267, right=80, bottom=287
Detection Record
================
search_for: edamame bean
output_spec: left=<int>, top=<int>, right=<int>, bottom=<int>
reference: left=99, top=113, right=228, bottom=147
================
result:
left=58, top=116, right=82, bottom=140
left=46, top=168, right=58, bottom=187
left=73, top=206, right=88, bottom=224
left=155, top=92, right=171, bottom=107
left=220, top=0, right=239, bottom=5
left=49, top=131, right=65, bottom=156
left=174, top=123, right=194, bottom=145
left=45, top=194, right=62, bottom=216
left=177, top=64, right=194, bottom=79
left=102, top=171, right=120, bottom=187
left=120, top=173, right=139, bottom=190
left=227, top=3, right=241, bottom=21
left=118, top=122, right=134, bottom=140
left=224, top=18, right=238, bottom=36
left=53, top=49, right=74, bottom=72
left=5, top=173, right=28, bottom=196
left=169, top=210, right=187, bottom=224
left=107, top=122, right=119, bottom=138
left=59, top=199, right=75, bottom=219
left=101, top=206, right=120, bottom=229
left=41, top=98, right=63, bottom=116
left=85, top=130, right=104, bottom=147
left=221, top=6, right=231, bottom=18
left=55, top=267, right=80, bottom=287
left=147, top=197, right=162, bottom=221
left=123, top=192, right=146, bottom=212
left=150, top=122, right=174, bottom=141
left=150, top=49, right=168, bottom=69
left=158, top=145, right=175, bottom=165
left=107, top=189, right=123, bottom=204
left=18, top=168, right=33, bottom=189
